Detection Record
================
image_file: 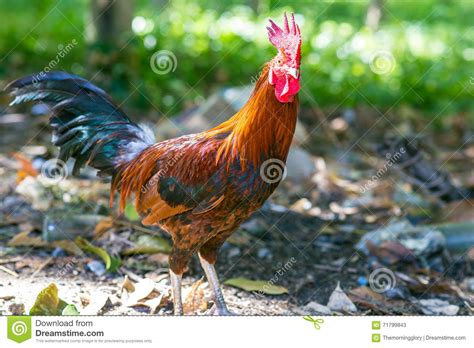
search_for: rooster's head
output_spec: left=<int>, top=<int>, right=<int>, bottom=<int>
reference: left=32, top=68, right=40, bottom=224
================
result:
left=267, top=13, right=302, bottom=103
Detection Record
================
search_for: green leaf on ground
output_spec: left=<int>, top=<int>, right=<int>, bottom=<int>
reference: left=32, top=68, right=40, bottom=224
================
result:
left=29, top=283, right=69, bottom=315
left=75, top=237, right=121, bottom=272
left=224, top=278, right=288, bottom=295
left=61, top=304, right=80, bottom=315
left=123, top=235, right=172, bottom=255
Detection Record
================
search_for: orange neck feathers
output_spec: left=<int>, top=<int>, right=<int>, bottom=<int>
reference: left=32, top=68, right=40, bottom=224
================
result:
left=208, top=64, right=298, bottom=169
left=112, top=65, right=299, bottom=211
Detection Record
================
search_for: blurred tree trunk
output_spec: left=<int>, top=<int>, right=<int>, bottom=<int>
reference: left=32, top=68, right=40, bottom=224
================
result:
left=248, top=0, right=269, bottom=15
left=87, top=0, right=133, bottom=51
left=248, top=0, right=259, bottom=13
left=365, top=0, right=384, bottom=31
left=86, top=0, right=135, bottom=99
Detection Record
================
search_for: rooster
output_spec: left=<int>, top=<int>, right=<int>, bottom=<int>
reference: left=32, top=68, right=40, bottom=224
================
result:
left=5, top=13, right=302, bottom=315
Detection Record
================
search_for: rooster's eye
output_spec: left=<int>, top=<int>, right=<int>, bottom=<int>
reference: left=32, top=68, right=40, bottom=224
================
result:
left=277, top=58, right=283, bottom=65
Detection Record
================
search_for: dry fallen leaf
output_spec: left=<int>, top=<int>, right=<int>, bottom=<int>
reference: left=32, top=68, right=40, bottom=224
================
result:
left=120, top=277, right=168, bottom=313
left=141, top=294, right=164, bottom=314
left=327, top=282, right=357, bottom=312
left=183, top=279, right=208, bottom=313
left=13, top=152, right=38, bottom=184
left=147, top=253, right=169, bottom=266
left=349, top=286, right=405, bottom=315
left=0, top=295, right=15, bottom=301
left=124, top=278, right=157, bottom=306
left=441, top=201, right=474, bottom=223
left=120, top=275, right=135, bottom=294
left=81, top=292, right=110, bottom=315
left=468, top=247, right=474, bottom=261
left=94, top=217, right=114, bottom=238
left=14, top=257, right=46, bottom=270
left=8, top=231, right=46, bottom=247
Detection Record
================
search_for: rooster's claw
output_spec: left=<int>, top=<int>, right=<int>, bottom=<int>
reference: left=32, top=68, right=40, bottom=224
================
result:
left=206, top=304, right=237, bottom=316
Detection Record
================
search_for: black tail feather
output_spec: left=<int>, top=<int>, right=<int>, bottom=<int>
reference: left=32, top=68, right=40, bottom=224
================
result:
left=5, top=71, right=154, bottom=176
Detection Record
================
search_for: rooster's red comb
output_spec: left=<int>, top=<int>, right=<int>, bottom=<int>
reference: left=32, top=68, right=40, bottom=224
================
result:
left=267, top=13, right=301, bottom=63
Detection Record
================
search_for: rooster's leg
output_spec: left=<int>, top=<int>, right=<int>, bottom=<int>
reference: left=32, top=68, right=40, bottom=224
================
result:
left=169, top=270, right=183, bottom=315
left=198, top=253, right=233, bottom=315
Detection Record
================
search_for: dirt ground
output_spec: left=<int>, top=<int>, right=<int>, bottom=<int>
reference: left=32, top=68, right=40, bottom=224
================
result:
left=0, top=107, right=473, bottom=316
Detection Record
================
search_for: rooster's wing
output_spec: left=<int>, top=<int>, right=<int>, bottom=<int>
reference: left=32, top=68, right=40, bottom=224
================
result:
left=125, top=135, right=227, bottom=225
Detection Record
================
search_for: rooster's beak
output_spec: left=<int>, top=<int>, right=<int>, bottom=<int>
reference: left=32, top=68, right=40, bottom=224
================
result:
left=287, top=67, right=299, bottom=79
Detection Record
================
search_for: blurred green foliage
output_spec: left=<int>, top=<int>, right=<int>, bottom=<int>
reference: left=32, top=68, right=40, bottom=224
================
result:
left=0, top=0, right=472, bottom=122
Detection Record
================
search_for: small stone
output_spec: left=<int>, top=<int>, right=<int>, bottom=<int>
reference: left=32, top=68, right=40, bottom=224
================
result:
left=286, top=147, right=316, bottom=182
left=240, top=219, right=266, bottom=235
left=257, top=248, right=272, bottom=259
left=227, top=247, right=241, bottom=258
left=52, top=247, right=66, bottom=257
left=290, top=198, right=312, bottom=213
left=86, top=260, right=106, bottom=276
left=466, top=278, right=474, bottom=292
left=418, top=299, right=459, bottom=316
left=304, top=301, right=332, bottom=315
left=267, top=203, right=288, bottom=213
left=8, top=303, right=25, bottom=315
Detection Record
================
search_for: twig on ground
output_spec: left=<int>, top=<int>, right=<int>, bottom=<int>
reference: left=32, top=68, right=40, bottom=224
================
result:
left=30, top=257, right=52, bottom=278
left=0, top=257, right=22, bottom=265
left=0, top=265, right=19, bottom=277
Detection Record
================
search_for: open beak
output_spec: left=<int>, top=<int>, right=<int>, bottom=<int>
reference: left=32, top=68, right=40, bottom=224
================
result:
left=287, top=67, right=299, bottom=80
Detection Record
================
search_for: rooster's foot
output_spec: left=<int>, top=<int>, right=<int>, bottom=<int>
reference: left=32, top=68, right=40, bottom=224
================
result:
left=206, top=303, right=236, bottom=316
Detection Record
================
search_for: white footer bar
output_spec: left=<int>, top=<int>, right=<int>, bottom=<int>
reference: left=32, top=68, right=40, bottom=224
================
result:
left=0, top=315, right=472, bottom=347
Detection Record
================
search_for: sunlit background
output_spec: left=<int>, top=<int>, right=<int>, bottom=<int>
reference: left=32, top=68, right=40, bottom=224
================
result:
left=0, top=0, right=472, bottom=123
